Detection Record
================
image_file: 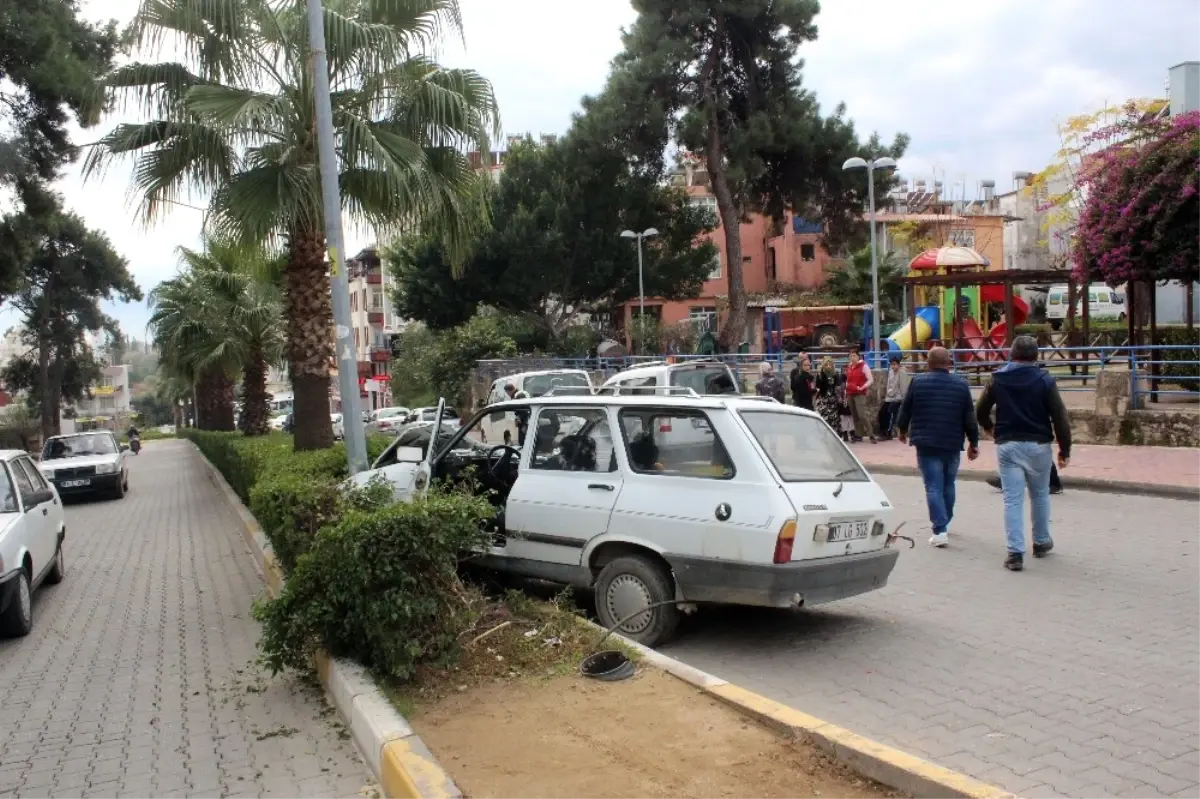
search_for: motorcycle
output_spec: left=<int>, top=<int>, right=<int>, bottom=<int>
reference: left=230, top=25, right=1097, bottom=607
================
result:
left=129, top=435, right=141, bottom=455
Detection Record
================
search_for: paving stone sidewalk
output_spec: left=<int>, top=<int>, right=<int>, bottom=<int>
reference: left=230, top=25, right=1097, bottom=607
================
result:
left=852, top=439, right=1200, bottom=491
left=663, top=474, right=1200, bottom=798
left=0, top=440, right=373, bottom=798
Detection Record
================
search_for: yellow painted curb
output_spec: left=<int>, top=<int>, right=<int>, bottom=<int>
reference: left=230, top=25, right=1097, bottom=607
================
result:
left=380, top=738, right=461, bottom=799
left=705, top=683, right=1015, bottom=799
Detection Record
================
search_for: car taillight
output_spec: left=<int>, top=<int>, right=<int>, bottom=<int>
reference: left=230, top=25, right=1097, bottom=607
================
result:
left=773, top=519, right=797, bottom=564
left=659, top=421, right=672, bottom=433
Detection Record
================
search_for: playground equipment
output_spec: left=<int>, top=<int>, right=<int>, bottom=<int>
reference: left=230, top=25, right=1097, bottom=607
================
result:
left=887, top=306, right=940, bottom=353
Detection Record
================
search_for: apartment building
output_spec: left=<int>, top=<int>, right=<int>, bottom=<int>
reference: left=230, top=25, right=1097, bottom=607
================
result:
left=74, top=364, right=132, bottom=426
left=346, top=247, right=403, bottom=412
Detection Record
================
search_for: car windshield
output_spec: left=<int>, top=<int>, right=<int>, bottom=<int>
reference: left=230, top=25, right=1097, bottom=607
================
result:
left=523, top=373, right=590, bottom=397
left=739, top=411, right=867, bottom=482
left=670, top=365, right=738, bottom=395
left=43, top=433, right=118, bottom=460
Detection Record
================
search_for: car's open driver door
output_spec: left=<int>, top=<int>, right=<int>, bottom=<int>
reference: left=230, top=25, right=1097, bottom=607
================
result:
left=413, top=397, right=446, bottom=496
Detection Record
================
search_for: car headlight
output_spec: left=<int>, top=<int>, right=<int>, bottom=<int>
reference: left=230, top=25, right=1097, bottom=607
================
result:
left=95, top=462, right=118, bottom=474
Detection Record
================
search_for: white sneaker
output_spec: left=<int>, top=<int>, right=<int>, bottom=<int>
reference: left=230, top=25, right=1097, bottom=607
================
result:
left=929, top=532, right=949, bottom=548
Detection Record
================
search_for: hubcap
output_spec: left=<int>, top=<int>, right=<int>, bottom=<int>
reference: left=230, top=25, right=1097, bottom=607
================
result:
left=605, top=574, right=653, bottom=634
left=18, top=574, right=30, bottom=623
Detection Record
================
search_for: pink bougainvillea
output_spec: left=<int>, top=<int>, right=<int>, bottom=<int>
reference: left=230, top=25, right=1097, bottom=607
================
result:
left=1073, top=110, right=1199, bottom=284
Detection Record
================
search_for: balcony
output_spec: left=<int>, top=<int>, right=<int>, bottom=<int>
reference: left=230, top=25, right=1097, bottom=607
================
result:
left=370, top=347, right=390, bottom=362
left=367, top=311, right=384, bottom=325
left=365, top=272, right=382, bottom=285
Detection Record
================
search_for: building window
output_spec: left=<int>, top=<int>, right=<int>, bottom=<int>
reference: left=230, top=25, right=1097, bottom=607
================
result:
left=688, top=306, right=717, bottom=333
left=949, top=229, right=976, bottom=248
left=742, top=255, right=751, bottom=263
left=354, top=329, right=360, bottom=348
left=100, top=376, right=114, bottom=388
left=708, top=252, right=722, bottom=279
left=800, top=243, right=816, bottom=262
left=100, top=397, right=115, bottom=411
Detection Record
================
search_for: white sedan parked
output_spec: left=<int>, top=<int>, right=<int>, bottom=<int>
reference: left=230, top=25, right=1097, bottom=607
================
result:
left=0, top=450, right=66, bottom=637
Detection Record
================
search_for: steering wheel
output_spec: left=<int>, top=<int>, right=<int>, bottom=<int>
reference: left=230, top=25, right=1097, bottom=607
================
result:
left=486, top=444, right=522, bottom=482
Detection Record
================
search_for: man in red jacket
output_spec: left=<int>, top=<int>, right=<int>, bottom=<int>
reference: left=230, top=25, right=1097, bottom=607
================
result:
left=845, top=348, right=876, bottom=443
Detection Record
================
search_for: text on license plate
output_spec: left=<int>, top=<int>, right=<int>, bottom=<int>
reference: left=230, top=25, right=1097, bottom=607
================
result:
left=827, top=520, right=869, bottom=542
left=61, top=479, right=90, bottom=488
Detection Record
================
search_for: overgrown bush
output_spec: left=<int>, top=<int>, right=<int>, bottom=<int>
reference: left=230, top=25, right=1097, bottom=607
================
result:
left=254, top=491, right=494, bottom=679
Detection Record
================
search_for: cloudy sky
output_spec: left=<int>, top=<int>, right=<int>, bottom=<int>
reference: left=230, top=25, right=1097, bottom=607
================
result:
left=6, top=0, right=1198, bottom=337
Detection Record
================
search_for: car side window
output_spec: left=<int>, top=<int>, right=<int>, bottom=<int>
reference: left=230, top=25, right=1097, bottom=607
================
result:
left=0, top=464, right=18, bottom=513
left=618, top=409, right=734, bottom=479
left=10, top=459, right=36, bottom=499
left=530, top=408, right=616, bottom=473
left=16, top=458, right=48, bottom=491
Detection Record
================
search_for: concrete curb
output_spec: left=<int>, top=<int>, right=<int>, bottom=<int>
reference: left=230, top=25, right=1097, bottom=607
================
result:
left=190, top=442, right=462, bottom=799
left=596, top=624, right=1016, bottom=798
left=194, top=440, right=1011, bottom=798
left=867, top=463, right=1200, bottom=501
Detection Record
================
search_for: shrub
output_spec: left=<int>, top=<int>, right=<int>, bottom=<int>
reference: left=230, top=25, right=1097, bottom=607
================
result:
left=253, top=490, right=494, bottom=679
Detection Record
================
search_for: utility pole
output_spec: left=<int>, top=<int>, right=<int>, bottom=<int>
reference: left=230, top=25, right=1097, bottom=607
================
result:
left=305, top=0, right=367, bottom=474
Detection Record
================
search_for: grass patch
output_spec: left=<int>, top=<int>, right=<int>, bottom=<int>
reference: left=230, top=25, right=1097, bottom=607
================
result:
left=382, top=588, right=637, bottom=716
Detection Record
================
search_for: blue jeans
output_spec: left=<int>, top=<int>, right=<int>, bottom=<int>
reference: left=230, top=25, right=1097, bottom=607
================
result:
left=997, top=441, right=1053, bottom=554
left=916, top=448, right=961, bottom=534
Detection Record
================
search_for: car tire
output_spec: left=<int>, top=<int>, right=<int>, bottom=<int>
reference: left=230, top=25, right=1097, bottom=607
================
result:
left=45, top=544, right=64, bottom=585
left=0, top=569, right=32, bottom=637
left=1049, top=319, right=1062, bottom=331
left=594, top=555, right=680, bottom=648
left=113, top=475, right=125, bottom=500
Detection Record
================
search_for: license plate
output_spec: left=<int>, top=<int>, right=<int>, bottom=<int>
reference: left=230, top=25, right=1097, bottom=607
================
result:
left=61, top=479, right=90, bottom=488
left=827, top=520, right=869, bottom=542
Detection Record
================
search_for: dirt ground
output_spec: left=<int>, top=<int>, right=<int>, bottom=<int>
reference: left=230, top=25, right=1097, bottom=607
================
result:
left=410, top=667, right=900, bottom=799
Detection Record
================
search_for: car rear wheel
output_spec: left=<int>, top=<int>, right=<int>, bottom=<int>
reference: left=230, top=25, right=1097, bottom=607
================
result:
left=0, top=570, right=32, bottom=637
left=46, top=544, right=65, bottom=585
left=594, top=555, right=680, bottom=648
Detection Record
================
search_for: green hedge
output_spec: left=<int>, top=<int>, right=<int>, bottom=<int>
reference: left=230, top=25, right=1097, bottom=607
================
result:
left=182, top=427, right=495, bottom=678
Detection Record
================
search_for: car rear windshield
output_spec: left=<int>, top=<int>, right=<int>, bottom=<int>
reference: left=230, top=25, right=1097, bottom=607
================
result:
left=669, top=365, right=738, bottom=395
left=43, top=433, right=118, bottom=460
left=523, top=373, right=590, bottom=397
left=739, top=411, right=867, bottom=482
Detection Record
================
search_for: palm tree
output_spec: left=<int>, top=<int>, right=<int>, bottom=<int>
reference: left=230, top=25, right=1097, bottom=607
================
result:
left=823, top=247, right=906, bottom=321
left=176, top=240, right=286, bottom=435
left=84, top=0, right=500, bottom=450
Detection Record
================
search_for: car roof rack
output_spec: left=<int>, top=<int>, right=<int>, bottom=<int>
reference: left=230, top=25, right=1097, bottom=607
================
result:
left=601, top=385, right=701, bottom=398
left=542, top=386, right=597, bottom=396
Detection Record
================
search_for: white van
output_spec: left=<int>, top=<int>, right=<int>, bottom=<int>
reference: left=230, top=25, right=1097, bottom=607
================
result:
left=482, top=369, right=594, bottom=445
left=1046, top=283, right=1126, bottom=330
left=352, top=392, right=902, bottom=646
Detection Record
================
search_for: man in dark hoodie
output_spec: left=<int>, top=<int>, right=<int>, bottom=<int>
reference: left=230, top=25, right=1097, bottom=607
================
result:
left=975, top=335, right=1072, bottom=572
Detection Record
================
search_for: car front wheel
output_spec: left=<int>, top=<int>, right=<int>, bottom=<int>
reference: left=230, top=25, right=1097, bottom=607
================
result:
left=0, top=570, right=33, bottom=637
left=594, top=555, right=680, bottom=648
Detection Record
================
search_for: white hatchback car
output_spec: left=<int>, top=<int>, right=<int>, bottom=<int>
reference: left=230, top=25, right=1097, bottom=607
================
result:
left=0, top=450, right=66, bottom=637
left=352, top=389, right=902, bottom=647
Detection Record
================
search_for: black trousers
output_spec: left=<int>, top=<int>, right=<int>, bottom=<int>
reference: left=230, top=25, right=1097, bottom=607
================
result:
left=877, top=400, right=902, bottom=437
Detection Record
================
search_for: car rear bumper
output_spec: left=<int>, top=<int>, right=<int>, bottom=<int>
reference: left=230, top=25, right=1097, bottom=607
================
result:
left=666, top=548, right=900, bottom=608
left=50, top=472, right=121, bottom=494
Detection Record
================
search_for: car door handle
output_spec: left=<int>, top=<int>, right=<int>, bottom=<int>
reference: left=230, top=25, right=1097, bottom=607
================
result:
left=41, top=508, right=48, bottom=516
left=587, top=483, right=615, bottom=491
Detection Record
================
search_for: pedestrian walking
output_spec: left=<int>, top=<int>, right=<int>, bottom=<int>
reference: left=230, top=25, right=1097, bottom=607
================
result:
left=876, top=357, right=911, bottom=439
left=845, top=348, right=875, bottom=443
left=790, top=355, right=815, bottom=410
left=975, top=335, right=1072, bottom=571
left=814, top=357, right=842, bottom=433
left=896, top=346, right=980, bottom=547
left=756, top=362, right=786, bottom=403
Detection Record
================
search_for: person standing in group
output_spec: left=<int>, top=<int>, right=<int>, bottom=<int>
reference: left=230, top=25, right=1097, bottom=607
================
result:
left=844, top=348, right=875, bottom=443
left=877, top=357, right=911, bottom=440
left=838, top=364, right=855, bottom=442
left=896, top=346, right=980, bottom=547
left=790, top=355, right=815, bottom=410
left=814, top=357, right=842, bottom=433
left=975, top=335, right=1072, bottom=572
left=756, top=362, right=786, bottom=403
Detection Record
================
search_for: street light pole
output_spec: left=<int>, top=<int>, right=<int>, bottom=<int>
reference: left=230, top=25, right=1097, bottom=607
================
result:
left=620, top=228, right=659, bottom=355
left=843, top=156, right=897, bottom=366
left=305, top=0, right=367, bottom=474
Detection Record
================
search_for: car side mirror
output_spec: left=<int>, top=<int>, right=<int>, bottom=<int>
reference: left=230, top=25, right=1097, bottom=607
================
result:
left=120, top=444, right=129, bottom=452
left=24, top=488, right=53, bottom=509
left=394, top=446, right=425, bottom=464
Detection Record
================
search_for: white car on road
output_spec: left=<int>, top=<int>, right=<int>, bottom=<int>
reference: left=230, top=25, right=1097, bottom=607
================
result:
left=37, top=431, right=131, bottom=500
left=351, top=390, right=902, bottom=646
left=0, top=449, right=66, bottom=637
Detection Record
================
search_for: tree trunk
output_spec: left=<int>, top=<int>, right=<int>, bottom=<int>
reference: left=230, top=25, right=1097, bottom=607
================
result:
left=284, top=229, right=335, bottom=450
left=196, top=369, right=235, bottom=431
left=37, top=337, right=54, bottom=439
left=241, top=343, right=270, bottom=436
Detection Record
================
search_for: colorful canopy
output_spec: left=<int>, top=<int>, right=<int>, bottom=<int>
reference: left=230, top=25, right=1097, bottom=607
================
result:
left=908, top=246, right=991, bottom=270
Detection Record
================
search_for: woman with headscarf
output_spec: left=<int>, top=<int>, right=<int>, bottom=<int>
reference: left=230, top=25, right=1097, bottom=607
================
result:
left=814, top=357, right=842, bottom=434
left=755, top=361, right=786, bottom=403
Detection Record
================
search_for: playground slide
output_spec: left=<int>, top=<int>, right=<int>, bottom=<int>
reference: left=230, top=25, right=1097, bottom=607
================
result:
left=985, top=295, right=1030, bottom=348
left=887, top=306, right=941, bottom=354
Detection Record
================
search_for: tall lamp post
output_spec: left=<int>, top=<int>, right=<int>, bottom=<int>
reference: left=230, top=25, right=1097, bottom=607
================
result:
left=842, top=156, right=897, bottom=365
left=620, top=228, right=659, bottom=354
